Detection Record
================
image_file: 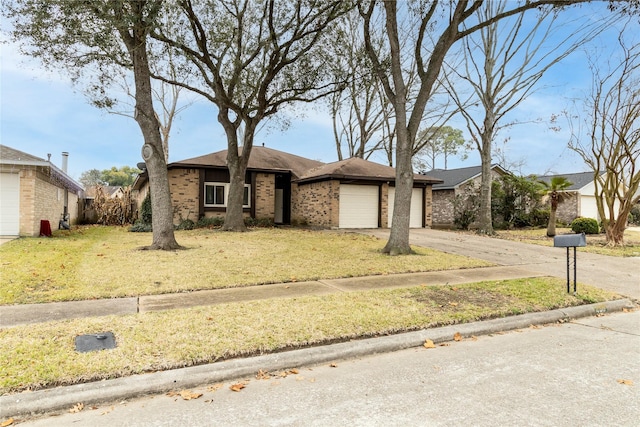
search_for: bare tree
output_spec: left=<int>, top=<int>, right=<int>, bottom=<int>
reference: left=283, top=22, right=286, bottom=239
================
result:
left=413, top=125, right=467, bottom=171
left=442, top=0, right=606, bottom=235
left=358, top=0, right=589, bottom=254
left=150, top=0, right=349, bottom=231
left=569, top=29, right=640, bottom=246
left=5, top=0, right=180, bottom=249
left=327, top=10, right=388, bottom=161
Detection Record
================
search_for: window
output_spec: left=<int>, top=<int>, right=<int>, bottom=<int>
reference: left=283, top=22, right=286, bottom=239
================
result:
left=204, top=183, right=251, bottom=208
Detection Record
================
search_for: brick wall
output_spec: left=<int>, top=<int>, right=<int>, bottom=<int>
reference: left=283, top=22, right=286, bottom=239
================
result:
left=552, top=192, right=579, bottom=225
left=432, top=189, right=456, bottom=227
left=19, top=168, right=79, bottom=236
left=254, top=173, right=275, bottom=219
left=168, top=168, right=200, bottom=223
left=424, top=185, right=433, bottom=227
left=380, top=184, right=389, bottom=228
left=292, top=180, right=340, bottom=227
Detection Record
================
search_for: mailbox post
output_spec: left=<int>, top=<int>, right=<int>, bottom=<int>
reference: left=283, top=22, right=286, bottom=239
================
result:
left=553, top=233, right=587, bottom=294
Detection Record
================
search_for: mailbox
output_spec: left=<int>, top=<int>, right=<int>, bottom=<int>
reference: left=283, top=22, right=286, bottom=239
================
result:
left=553, top=233, right=586, bottom=248
left=554, top=233, right=586, bottom=294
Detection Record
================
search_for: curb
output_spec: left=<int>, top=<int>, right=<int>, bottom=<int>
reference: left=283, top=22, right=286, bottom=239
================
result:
left=1, top=298, right=634, bottom=419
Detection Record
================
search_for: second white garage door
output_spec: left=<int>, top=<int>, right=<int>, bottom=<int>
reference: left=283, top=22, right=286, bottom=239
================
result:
left=339, top=184, right=379, bottom=228
left=388, top=187, right=423, bottom=228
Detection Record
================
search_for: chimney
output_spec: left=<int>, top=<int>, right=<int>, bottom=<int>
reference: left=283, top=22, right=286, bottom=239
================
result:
left=61, top=152, right=69, bottom=173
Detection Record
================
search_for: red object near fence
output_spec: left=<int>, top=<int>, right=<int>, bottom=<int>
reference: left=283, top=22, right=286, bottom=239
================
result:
left=39, top=220, right=52, bottom=237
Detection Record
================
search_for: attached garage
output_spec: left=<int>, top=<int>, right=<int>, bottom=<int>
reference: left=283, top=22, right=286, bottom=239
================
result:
left=293, top=157, right=441, bottom=229
left=339, top=184, right=379, bottom=228
left=388, top=187, right=424, bottom=228
left=0, top=173, right=20, bottom=236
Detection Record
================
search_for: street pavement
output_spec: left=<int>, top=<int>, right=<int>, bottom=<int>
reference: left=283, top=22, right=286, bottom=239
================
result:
left=14, top=310, right=640, bottom=426
left=2, top=228, right=639, bottom=424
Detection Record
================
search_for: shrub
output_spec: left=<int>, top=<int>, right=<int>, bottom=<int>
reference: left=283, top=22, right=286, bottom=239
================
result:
left=176, top=219, right=195, bottom=230
left=196, top=217, right=224, bottom=228
left=630, top=204, right=640, bottom=225
left=245, top=217, right=275, bottom=228
left=129, top=221, right=152, bottom=232
left=140, top=193, right=152, bottom=225
left=570, top=217, right=599, bottom=234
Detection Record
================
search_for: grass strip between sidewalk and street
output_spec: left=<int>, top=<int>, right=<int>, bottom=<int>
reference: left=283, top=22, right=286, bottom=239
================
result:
left=0, top=277, right=619, bottom=395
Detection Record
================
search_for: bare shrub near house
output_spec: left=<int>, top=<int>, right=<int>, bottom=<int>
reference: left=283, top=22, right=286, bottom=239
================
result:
left=94, top=186, right=135, bottom=225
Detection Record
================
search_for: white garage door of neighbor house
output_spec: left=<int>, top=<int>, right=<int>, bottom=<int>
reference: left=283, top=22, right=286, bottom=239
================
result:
left=388, top=187, right=423, bottom=228
left=339, top=184, right=379, bottom=228
left=0, top=173, right=20, bottom=236
left=581, top=195, right=600, bottom=221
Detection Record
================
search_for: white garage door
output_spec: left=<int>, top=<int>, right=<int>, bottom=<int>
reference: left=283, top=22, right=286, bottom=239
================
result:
left=339, top=184, right=379, bottom=228
left=0, top=173, right=20, bottom=236
left=388, top=187, right=423, bottom=228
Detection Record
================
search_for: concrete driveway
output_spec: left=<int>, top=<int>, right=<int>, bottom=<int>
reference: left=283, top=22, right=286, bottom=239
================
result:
left=362, top=229, right=640, bottom=301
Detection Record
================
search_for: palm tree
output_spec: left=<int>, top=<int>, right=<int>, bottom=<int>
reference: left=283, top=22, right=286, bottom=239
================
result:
left=539, top=177, right=573, bottom=237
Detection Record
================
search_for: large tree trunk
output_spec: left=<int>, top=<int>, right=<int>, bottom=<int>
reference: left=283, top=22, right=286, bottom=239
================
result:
left=219, top=112, right=251, bottom=232
left=384, top=128, right=415, bottom=255
left=605, top=219, right=626, bottom=246
left=477, top=131, right=494, bottom=234
left=121, top=3, right=180, bottom=250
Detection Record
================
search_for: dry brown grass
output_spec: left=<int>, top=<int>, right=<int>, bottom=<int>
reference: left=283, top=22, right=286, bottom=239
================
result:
left=493, top=227, right=640, bottom=257
left=0, top=277, right=618, bottom=394
left=0, top=226, right=492, bottom=304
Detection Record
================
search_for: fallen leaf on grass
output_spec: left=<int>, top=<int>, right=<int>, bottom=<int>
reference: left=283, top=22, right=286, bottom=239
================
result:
left=69, top=403, right=84, bottom=413
left=329, top=363, right=338, bottom=368
left=1, top=419, right=14, bottom=427
left=448, top=302, right=458, bottom=307
left=230, top=383, right=246, bottom=392
left=617, top=379, right=634, bottom=386
left=453, top=332, right=462, bottom=342
left=423, top=339, right=436, bottom=349
left=289, top=368, right=299, bottom=375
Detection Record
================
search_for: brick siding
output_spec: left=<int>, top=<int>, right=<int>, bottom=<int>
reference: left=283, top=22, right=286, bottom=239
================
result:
left=292, top=180, right=340, bottom=227
left=254, top=173, right=275, bottom=219
left=169, top=168, right=200, bottom=223
left=19, top=168, right=79, bottom=236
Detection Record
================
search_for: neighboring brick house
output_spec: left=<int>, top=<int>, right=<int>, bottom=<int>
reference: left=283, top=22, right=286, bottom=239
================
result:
left=426, top=164, right=510, bottom=228
left=133, top=146, right=442, bottom=228
left=0, top=145, right=83, bottom=236
left=537, top=171, right=608, bottom=224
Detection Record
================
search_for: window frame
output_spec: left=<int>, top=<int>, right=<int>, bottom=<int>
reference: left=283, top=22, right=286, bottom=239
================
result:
left=204, top=182, right=251, bottom=208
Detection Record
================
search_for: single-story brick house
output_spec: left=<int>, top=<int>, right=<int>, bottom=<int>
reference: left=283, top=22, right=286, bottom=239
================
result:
left=537, top=171, right=609, bottom=224
left=425, top=164, right=510, bottom=228
left=0, top=145, right=83, bottom=236
left=133, top=146, right=442, bottom=228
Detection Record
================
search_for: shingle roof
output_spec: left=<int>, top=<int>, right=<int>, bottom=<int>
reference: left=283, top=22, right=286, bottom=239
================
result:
left=296, top=157, right=442, bottom=184
left=536, top=171, right=602, bottom=191
left=0, top=144, right=47, bottom=163
left=171, top=146, right=324, bottom=179
left=0, top=145, right=83, bottom=192
left=426, top=164, right=509, bottom=190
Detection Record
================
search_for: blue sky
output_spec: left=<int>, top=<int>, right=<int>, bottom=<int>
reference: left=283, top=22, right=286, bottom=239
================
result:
left=0, top=2, right=626, bottom=182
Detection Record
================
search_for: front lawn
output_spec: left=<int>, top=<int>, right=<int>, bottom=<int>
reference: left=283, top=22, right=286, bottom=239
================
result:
left=0, top=226, right=492, bottom=304
left=0, top=277, right=618, bottom=394
left=493, top=227, right=640, bottom=257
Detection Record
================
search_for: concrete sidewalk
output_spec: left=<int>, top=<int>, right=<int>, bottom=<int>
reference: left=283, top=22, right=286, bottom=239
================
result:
left=1, top=265, right=545, bottom=328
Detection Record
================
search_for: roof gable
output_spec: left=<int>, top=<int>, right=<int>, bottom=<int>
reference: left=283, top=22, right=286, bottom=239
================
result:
left=297, top=157, right=441, bottom=184
left=427, top=164, right=509, bottom=190
left=536, top=171, right=603, bottom=191
left=171, top=146, right=324, bottom=179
